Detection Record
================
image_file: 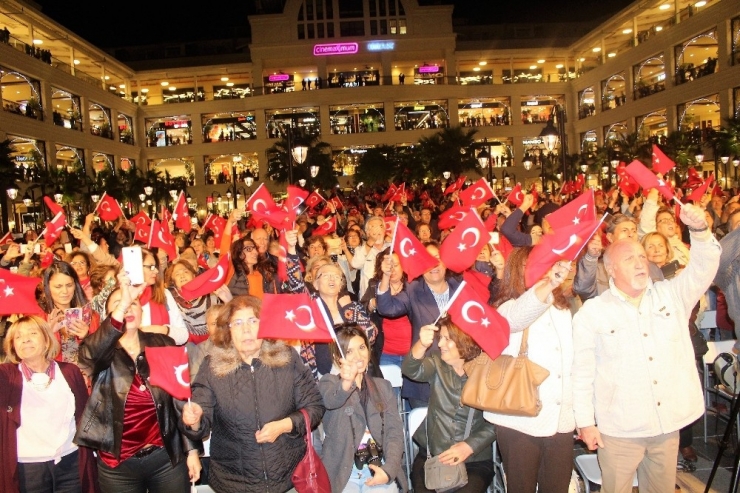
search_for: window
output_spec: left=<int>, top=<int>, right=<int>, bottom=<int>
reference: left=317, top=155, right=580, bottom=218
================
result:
left=674, top=29, right=718, bottom=85
left=633, top=55, right=665, bottom=100
left=340, top=21, right=364, bottom=37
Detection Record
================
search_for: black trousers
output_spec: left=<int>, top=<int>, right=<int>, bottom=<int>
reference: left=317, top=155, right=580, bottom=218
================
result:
left=18, top=449, right=81, bottom=493
left=495, top=426, right=574, bottom=493
left=411, top=449, right=494, bottom=493
left=97, top=446, right=189, bottom=493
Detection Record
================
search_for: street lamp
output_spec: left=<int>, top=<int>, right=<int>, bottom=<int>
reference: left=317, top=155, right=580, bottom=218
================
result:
left=6, top=187, right=18, bottom=200
left=6, top=187, right=18, bottom=233
left=298, top=178, right=307, bottom=188
left=476, top=138, right=493, bottom=185
left=522, top=153, right=533, bottom=171
left=144, top=184, right=154, bottom=196
left=54, top=188, right=64, bottom=204
left=283, top=124, right=309, bottom=185
left=91, top=191, right=100, bottom=203
left=539, top=105, right=567, bottom=182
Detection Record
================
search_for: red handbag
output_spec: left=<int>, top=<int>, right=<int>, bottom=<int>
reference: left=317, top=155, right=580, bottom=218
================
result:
left=291, top=409, right=332, bottom=493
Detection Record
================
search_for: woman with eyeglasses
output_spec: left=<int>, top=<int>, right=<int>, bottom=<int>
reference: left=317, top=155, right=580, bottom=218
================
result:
left=165, top=259, right=232, bottom=344
left=181, top=295, right=325, bottom=493
left=66, top=251, right=96, bottom=301
left=227, top=235, right=283, bottom=298
left=136, top=248, right=189, bottom=345
left=483, top=247, right=575, bottom=493
left=75, top=272, right=202, bottom=493
left=40, top=261, right=100, bottom=366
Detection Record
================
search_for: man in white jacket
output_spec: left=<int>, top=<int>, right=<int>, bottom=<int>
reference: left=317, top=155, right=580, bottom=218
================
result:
left=572, top=202, right=720, bottom=493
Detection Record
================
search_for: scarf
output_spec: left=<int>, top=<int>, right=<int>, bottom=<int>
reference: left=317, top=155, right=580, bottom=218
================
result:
left=140, top=286, right=169, bottom=325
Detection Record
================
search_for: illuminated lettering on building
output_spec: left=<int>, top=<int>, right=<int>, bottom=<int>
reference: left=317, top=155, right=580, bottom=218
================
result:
left=418, top=65, right=440, bottom=73
left=268, top=74, right=290, bottom=82
left=313, top=43, right=359, bottom=56
left=367, top=41, right=395, bottom=51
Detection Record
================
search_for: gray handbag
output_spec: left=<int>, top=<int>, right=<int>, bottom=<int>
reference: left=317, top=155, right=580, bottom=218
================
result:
left=423, top=408, right=474, bottom=493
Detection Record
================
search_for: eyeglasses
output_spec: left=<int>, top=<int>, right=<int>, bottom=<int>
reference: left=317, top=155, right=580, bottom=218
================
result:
left=229, top=317, right=259, bottom=329
left=657, top=218, right=675, bottom=225
left=70, top=261, right=87, bottom=267
left=317, top=272, right=342, bottom=281
left=242, top=245, right=256, bottom=253
left=142, top=264, right=158, bottom=272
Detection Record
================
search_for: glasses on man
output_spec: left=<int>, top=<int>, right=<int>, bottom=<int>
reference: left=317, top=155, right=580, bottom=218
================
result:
left=229, top=317, right=260, bottom=329
left=657, top=218, right=675, bottom=225
left=243, top=245, right=257, bottom=253
left=142, top=264, right=158, bottom=272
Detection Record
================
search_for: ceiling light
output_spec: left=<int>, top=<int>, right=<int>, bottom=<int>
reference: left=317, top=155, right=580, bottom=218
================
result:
left=479, top=61, right=487, bottom=66
left=119, top=84, right=126, bottom=88
left=169, top=86, right=176, bottom=91
left=161, top=81, right=169, bottom=86
left=659, top=4, right=670, bottom=9
left=592, top=47, right=601, bottom=52
left=655, top=25, right=663, bottom=31
left=556, top=64, right=564, bottom=69
left=109, top=86, right=116, bottom=90
left=608, top=52, right=617, bottom=57
left=73, top=59, right=80, bottom=65
left=529, top=65, right=537, bottom=70
left=104, top=75, right=110, bottom=80
left=537, top=59, right=545, bottom=63
left=32, top=39, right=43, bottom=45
left=226, top=82, right=234, bottom=86
left=473, top=67, right=480, bottom=71
left=695, top=0, right=706, bottom=6
left=141, top=88, right=149, bottom=93
left=221, top=77, right=229, bottom=81
left=623, top=28, right=633, bottom=34
left=578, top=57, right=586, bottom=62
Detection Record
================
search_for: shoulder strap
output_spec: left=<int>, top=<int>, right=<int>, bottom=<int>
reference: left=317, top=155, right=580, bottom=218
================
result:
left=463, top=407, right=474, bottom=439
left=517, top=328, right=530, bottom=356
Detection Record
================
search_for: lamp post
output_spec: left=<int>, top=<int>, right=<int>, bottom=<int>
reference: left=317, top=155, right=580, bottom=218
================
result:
left=231, top=155, right=242, bottom=209
left=734, top=158, right=739, bottom=188
left=6, top=187, right=18, bottom=233
left=720, top=155, right=729, bottom=189
left=476, top=140, right=492, bottom=186
left=283, top=124, right=309, bottom=185
left=539, top=105, right=567, bottom=182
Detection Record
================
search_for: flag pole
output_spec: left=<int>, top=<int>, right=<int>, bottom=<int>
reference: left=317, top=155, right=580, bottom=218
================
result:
left=573, top=213, right=610, bottom=259
left=388, top=218, right=399, bottom=259
left=433, top=281, right=467, bottom=325
left=92, top=192, right=107, bottom=215
left=314, top=297, right=345, bottom=359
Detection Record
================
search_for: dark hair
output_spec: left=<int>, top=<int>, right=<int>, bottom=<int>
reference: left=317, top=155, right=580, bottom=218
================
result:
left=372, top=247, right=407, bottom=284
left=305, top=235, right=328, bottom=253
left=65, top=250, right=96, bottom=275
left=164, top=259, right=198, bottom=288
left=212, top=295, right=262, bottom=349
left=494, top=246, right=568, bottom=310
left=230, top=236, right=275, bottom=281
left=436, top=316, right=481, bottom=362
left=42, top=261, right=88, bottom=313
left=89, top=263, right=120, bottom=295
left=329, top=324, right=384, bottom=412
left=141, top=247, right=166, bottom=305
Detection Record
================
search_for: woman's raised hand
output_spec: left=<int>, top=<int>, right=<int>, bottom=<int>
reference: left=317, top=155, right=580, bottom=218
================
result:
left=419, top=324, right=437, bottom=349
left=338, top=358, right=361, bottom=388
left=182, top=401, right=203, bottom=428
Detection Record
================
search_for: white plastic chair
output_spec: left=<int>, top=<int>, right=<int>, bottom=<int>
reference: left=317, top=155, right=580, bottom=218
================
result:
left=406, top=406, right=428, bottom=484
left=379, top=364, right=409, bottom=480
left=490, top=441, right=506, bottom=493
left=702, top=339, right=739, bottom=442
left=574, top=454, right=637, bottom=493
left=700, top=309, right=718, bottom=340
left=195, top=486, right=215, bottom=493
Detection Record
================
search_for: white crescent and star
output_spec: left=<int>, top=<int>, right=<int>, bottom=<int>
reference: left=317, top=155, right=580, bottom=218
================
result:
left=552, top=234, right=579, bottom=255
left=470, top=187, right=485, bottom=201
left=514, top=191, right=523, bottom=202
left=252, top=198, right=267, bottom=212
left=100, top=202, right=112, bottom=212
left=457, top=227, right=481, bottom=252
left=451, top=211, right=466, bottom=221
left=288, top=305, right=316, bottom=331
left=158, top=230, right=171, bottom=246
left=210, top=265, right=225, bottom=283
left=461, top=301, right=490, bottom=328
left=174, top=364, right=190, bottom=387
left=399, top=238, right=416, bottom=257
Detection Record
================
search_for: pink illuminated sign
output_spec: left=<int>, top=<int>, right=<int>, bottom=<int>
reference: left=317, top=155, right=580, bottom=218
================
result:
left=313, top=42, right=359, bottom=56
left=418, top=65, right=440, bottom=73
left=268, top=74, right=290, bottom=82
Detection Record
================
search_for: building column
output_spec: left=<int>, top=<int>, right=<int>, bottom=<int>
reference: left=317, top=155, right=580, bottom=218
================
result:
left=664, top=46, right=675, bottom=90
left=251, top=59, right=264, bottom=95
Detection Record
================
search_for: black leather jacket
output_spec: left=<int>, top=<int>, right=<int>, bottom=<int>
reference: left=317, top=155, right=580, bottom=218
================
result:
left=74, top=317, right=197, bottom=465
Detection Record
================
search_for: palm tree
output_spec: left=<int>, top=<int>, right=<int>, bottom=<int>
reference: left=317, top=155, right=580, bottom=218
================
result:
left=417, top=127, right=478, bottom=179
left=0, top=140, right=24, bottom=232
left=266, top=134, right=337, bottom=190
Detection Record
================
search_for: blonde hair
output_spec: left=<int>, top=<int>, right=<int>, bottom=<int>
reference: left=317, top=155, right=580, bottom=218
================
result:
left=3, top=316, right=60, bottom=363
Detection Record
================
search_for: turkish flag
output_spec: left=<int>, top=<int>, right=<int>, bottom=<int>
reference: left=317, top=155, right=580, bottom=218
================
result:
left=391, top=221, right=438, bottom=280
left=545, top=189, right=596, bottom=231
left=285, top=185, right=309, bottom=225
left=305, top=190, right=325, bottom=209
left=506, top=184, right=524, bottom=207
left=0, top=232, right=14, bottom=246
left=575, top=173, right=585, bottom=192
left=617, top=165, right=640, bottom=197
left=391, top=183, right=406, bottom=202
left=160, top=206, right=172, bottom=225
left=246, top=183, right=276, bottom=213
left=438, top=204, right=469, bottom=230
left=687, top=174, right=714, bottom=203
left=329, top=195, right=344, bottom=211
left=459, top=178, right=495, bottom=207
left=651, top=144, right=676, bottom=175
left=524, top=219, right=602, bottom=287
left=383, top=216, right=397, bottom=237
left=625, top=160, right=674, bottom=200
left=382, top=184, right=398, bottom=202
left=95, top=193, right=124, bottom=222
left=203, top=214, right=227, bottom=245
left=179, top=253, right=230, bottom=301
left=42, top=212, right=66, bottom=247
left=277, top=231, right=290, bottom=283
left=259, top=292, right=334, bottom=342
left=131, top=211, right=151, bottom=228
left=443, top=281, right=510, bottom=360
left=686, top=167, right=704, bottom=188
left=0, top=269, right=43, bottom=316
left=463, top=269, right=492, bottom=302
left=148, top=219, right=177, bottom=259
left=444, top=176, right=466, bottom=195
left=439, top=210, right=487, bottom=273
left=43, top=196, right=65, bottom=218
left=172, top=192, right=191, bottom=233
left=134, top=222, right=150, bottom=244
left=311, top=216, right=336, bottom=236
left=144, top=346, right=191, bottom=400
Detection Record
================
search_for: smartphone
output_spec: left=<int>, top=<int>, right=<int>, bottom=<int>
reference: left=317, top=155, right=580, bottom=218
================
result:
left=19, top=243, right=28, bottom=254
left=325, top=237, right=342, bottom=255
left=34, top=243, right=41, bottom=254
left=489, top=232, right=500, bottom=245
left=121, top=245, right=145, bottom=285
left=64, top=307, right=82, bottom=329
left=64, top=243, right=73, bottom=254
left=82, top=305, right=92, bottom=325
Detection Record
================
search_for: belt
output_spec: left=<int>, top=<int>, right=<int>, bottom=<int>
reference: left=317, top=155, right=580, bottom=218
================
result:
left=132, top=445, right=161, bottom=459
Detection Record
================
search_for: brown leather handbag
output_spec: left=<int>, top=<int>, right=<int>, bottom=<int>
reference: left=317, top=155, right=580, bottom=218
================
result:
left=461, top=328, right=550, bottom=417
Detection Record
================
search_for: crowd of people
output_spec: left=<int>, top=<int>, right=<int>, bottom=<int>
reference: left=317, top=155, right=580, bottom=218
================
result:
left=0, top=171, right=738, bottom=493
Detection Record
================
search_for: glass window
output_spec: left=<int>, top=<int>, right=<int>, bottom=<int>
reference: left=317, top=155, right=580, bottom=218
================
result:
left=339, top=0, right=363, bottom=18
left=332, top=147, right=373, bottom=177
left=8, top=136, right=46, bottom=182
left=675, top=29, right=718, bottom=85
left=329, top=103, right=385, bottom=134
left=393, top=100, right=449, bottom=131
left=677, top=95, right=720, bottom=144
left=636, top=109, right=667, bottom=142
left=735, top=86, right=740, bottom=117
left=148, top=158, right=196, bottom=187
left=120, top=158, right=136, bottom=173
left=520, top=95, right=565, bottom=124
left=577, top=87, right=595, bottom=119
left=458, top=98, right=511, bottom=127
left=601, top=73, right=627, bottom=112
left=732, top=17, right=740, bottom=65
left=633, top=55, right=665, bottom=100
left=1, top=67, right=43, bottom=121
left=604, top=122, right=628, bottom=144
left=119, top=114, right=134, bottom=144
left=163, top=86, right=204, bottom=104
left=91, top=153, right=114, bottom=174
left=476, top=139, right=513, bottom=168
left=55, top=145, right=86, bottom=174
left=202, top=112, right=257, bottom=142
left=51, top=87, right=82, bottom=130
left=580, top=130, right=598, bottom=153
left=413, top=64, right=444, bottom=85
left=213, top=83, right=251, bottom=100
left=458, top=70, right=493, bottom=86
left=203, top=153, right=259, bottom=187
left=327, top=69, right=379, bottom=88
left=89, top=103, right=113, bottom=139
left=340, top=21, right=364, bottom=37
left=265, top=107, right=321, bottom=139
left=503, top=67, right=543, bottom=84
left=145, top=116, right=193, bottom=147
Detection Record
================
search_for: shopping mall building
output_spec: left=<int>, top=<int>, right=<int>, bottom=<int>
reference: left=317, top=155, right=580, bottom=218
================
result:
left=0, top=0, right=738, bottom=225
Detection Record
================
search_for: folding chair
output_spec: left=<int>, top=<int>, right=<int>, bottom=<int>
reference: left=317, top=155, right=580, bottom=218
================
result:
left=702, top=339, right=737, bottom=442
left=699, top=309, right=717, bottom=340
left=195, top=487, right=215, bottom=493
left=574, top=454, right=637, bottom=493
left=406, top=407, right=428, bottom=484
left=379, top=365, right=410, bottom=480
left=489, top=441, right=506, bottom=493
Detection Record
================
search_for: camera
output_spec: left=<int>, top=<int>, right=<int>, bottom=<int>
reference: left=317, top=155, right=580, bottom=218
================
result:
left=354, top=439, right=383, bottom=472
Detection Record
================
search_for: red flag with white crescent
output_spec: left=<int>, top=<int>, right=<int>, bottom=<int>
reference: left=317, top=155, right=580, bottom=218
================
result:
left=179, top=253, right=231, bottom=301
left=437, top=204, right=469, bottom=231
left=148, top=219, right=177, bottom=259
left=311, top=217, right=336, bottom=236
left=172, top=192, right=191, bottom=233
left=651, top=144, right=676, bottom=175
left=259, top=292, right=334, bottom=342
left=545, top=189, right=596, bottom=231
left=439, top=209, right=487, bottom=273
left=0, top=268, right=43, bottom=316
left=686, top=174, right=714, bottom=203
left=391, top=221, right=438, bottom=280
left=0, top=232, right=14, bottom=246
left=43, top=196, right=65, bottom=218
left=42, top=211, right=67, bottom=247
left=458, top=178, right=495, bottom=207
left=506, top=184, right=524, bottom=207
left=625, top=160, right=674, bottom=200
left=95, top=193, right=125, bottom=222
left=305, top=191, right=325, bottom=209
left=144, top=346, right=191, bottom=400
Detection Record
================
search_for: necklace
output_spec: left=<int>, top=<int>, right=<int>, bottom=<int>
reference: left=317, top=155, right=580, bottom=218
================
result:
left=20, top=361, right=54, bottom=391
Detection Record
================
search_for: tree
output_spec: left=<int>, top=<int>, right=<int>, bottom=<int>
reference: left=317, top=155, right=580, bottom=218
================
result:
left=0, top=140, right=24, bottom=233
left=612, top=131, right=651, bottom=164
left=416, top=127, right=479, bottom=179
left=266, top=134, right=337, bottom=190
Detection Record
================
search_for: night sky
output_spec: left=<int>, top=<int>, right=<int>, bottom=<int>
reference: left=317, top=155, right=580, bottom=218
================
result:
left=33, top=0, right=634, bottom=48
